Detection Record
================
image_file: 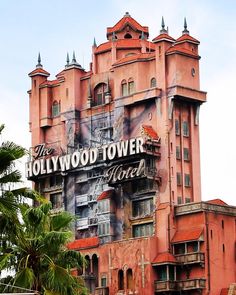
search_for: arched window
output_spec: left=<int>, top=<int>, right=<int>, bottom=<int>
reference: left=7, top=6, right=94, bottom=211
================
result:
left=52, top=100, right=60, bottom=117
left=92, top=254, right=99, bottom=287
left=124, top=33, right=132, bottom=39
left=128, top=78, right=135, bottom=95
left=127, top=268, right=133, bottom=289
left=84, top=255, right=91, bottom=275
left=93, top=83, right=107, bottom=106
left=150, top=77, right=157, bottom=88
left=118, top=269, right=124, bottom=290
left=121, top=79, right=128, bottom=96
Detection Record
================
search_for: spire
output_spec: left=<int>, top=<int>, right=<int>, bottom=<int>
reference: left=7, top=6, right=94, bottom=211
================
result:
left=182, top=17, right=189, bottom=35
left=65, top=52, right=70, bottom=67
left=160, top=16, right=168, bottom=34
left=93, top=37, right=97, bottom=47
left=36, top=52, right=42, bottom=68
left=72, top=51, right=77, bottom=63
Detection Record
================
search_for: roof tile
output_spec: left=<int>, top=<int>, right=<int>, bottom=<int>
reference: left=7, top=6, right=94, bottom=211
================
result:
left=206, top=199, right=228, bottom=206
left=152, top=252, right=177, bottom=265
left=176, top=34, right=200, bottom=44
left=171, top=228, right=203, bottom=243
left=67, top=237, right=99, bottom=250
left=97, top=189, right=114, bottom=201
left=28, top=67, right=50, bottom=77
left=141, top=125, right=159, bottom=140
left=152, top=33, right=175, bottom=42
left=107, top=14, right=148, bottom=35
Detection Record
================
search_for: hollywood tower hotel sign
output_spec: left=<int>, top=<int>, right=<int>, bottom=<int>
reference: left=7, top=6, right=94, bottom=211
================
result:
left=26, top=137, right=149, bottom=183
left=26, top=12, right=236, bottom=295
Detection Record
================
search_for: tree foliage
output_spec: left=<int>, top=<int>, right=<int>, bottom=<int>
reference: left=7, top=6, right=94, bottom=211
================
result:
left=0, top=124, right=87, bottom=295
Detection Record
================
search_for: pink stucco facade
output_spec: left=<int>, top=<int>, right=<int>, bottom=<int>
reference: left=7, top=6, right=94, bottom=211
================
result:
left=27, top=13, right=236, bottom=295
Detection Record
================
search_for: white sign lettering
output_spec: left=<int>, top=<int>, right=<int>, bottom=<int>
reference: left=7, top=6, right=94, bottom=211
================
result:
left=26, top=137, right=144, bottom=178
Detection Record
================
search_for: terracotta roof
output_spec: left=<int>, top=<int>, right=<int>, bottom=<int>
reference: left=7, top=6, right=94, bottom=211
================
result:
left=166, top=44, right=199, bottom=58
left=67, top=237, right=99, bottom=250
left=95, top=39, right=155, bottom=54
left=176, top=34, right=200, bottom=44
left=220, top=288, right=229, bottom=295
left=152, top=33, right=175, bottom=42
left=141, top=125, right=159, bottom=140
left=206, top=199, right=228, bottom=206
left=107, top=13, right=148, bottom=35
left=152, top=252, right=177, bottom=265
left=113, top=52, right=155, bottom=66
left=171, top=228, right=203, bottom=243
left=40, top=79, right=59, bottom=86
left=97, top=189, right=114, bottom=201
left=28, top=67, right=50, bottom=77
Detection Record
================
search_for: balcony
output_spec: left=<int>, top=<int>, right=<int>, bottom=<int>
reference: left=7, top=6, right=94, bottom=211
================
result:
left=88, top=194, right=97, bottom=203
left=154, top=280, right=177, bottom=292
left=95, top=287, right=109, bottom=295
left=76, top=217, right=89, bottom=229
left=88, top=217, right=98, bottom=226
left=76, top=194, right=89, bottom=206
left=175, top=252, right=205, bottom=265
left=178, top=278, right=206, bottom=290
left=154, top=278, right=206, bottom=292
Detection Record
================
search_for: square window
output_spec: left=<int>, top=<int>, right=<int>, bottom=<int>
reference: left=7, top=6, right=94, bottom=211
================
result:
left=183, top=148, right=190, bottom=161
left=184, top=174, right=191, bottom=187
left=175, top=119, right=180, bottom=135
left=183, top=121, right=189, bottom=137
left=177, top=172, right=182, bottom=186
left=177, top=196, right=182, bottom=204
left=176, top=146, right=181, bottom=160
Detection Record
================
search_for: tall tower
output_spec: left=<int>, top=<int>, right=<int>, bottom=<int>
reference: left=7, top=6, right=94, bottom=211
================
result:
left=29, top=15, right=236, bottom=295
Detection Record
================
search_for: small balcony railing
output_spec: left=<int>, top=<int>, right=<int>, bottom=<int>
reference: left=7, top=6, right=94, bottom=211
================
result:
left=178, top=278, right=206, bottom=290
left=88, top=217, right=98, bottom=226
left=95, top=287, right=109, bottom=295
left=76, top=194, right=89, bottom=206
left=76, top=217, right=89, bottom=229
left=154, top=280, right=177, bottom=292
left=175, top=252, right=205, bottom=265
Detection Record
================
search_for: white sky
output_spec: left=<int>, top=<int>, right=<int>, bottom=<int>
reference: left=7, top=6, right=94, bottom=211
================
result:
left=0, top=0, right=236, bottom=205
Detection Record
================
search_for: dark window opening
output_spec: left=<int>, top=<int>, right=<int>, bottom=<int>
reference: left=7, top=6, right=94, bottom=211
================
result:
left=184, top=174, right=191, bottom=187
left=176, top=146, right=181, bottom=160
left=177, top=172, right=182, bottom=186
left=93, top=83, right=107, bottom=106
left=50, top=192, right=63, bottom=209
left=177, top=196, right=182, bottom=204
left=118, top=269, right=124, bottom=290
left=175, top=119, right=180, bottom=135
left=101, top=277, right=107, bottom=287
left=128, top=79, right=135, bottom=94
left=124, top=33, right=132, bottom=39
left=184, top=148, right=190, bottom=161
left=50, top=175, right=62, bottom=187
left=222, top=220, right=224, bottom=229
left=183, top=121, right=189, bottom=137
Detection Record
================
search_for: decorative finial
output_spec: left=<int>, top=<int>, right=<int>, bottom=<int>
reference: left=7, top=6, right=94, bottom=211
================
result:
left=36, top=52, right=42, bottom=68
left=72, top=51, right=76, bottom=63
left=66, top=52, right=70, bottom=66
left=124, top=12, right=130, bottom=17
left=93, top=37, right=97, bottom=47
left=141, top=31, right=145, bottom=40
left=160, top=16, right=168, bottom=34
left=182, top=17, right=189, bottom=35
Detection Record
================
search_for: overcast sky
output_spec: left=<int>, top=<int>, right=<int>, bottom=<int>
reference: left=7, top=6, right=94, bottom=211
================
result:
left=0, top=0, right=236, bottom=205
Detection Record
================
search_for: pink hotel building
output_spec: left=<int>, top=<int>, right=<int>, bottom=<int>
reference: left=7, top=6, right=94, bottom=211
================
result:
left=27, top=13, right=236, bottom=295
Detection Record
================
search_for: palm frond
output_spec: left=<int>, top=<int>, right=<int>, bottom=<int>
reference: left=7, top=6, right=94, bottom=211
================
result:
left=0, top=170, right=22, bottom=184
left=51, top=211, right=74, bottom=231
left=14, top=267, right=36, bottom=290
left=57, top=250, right=85, bottom=269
